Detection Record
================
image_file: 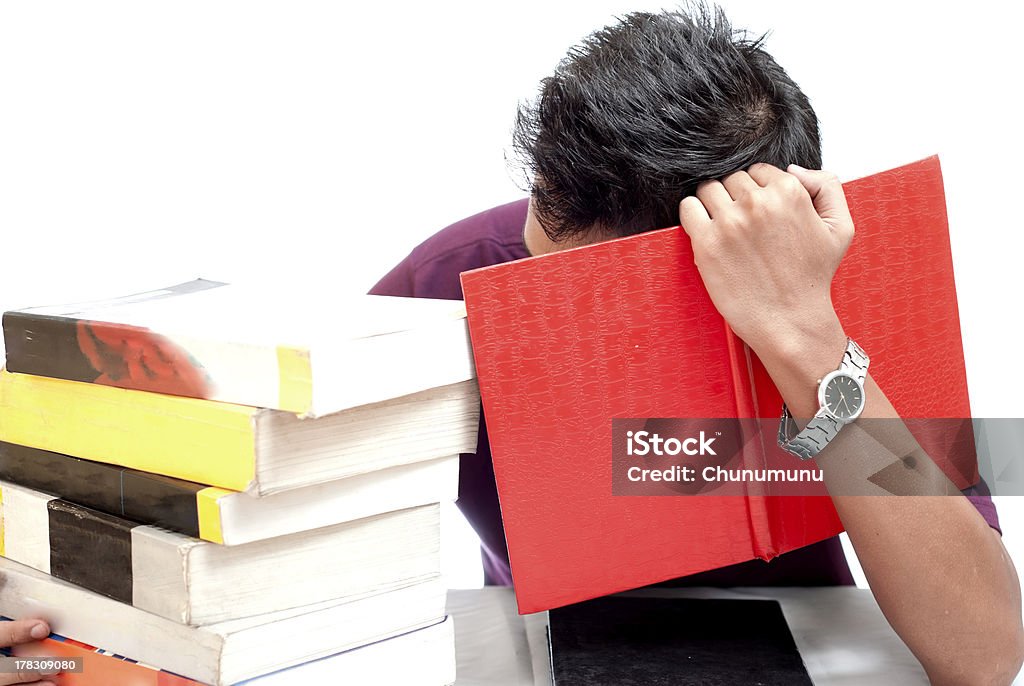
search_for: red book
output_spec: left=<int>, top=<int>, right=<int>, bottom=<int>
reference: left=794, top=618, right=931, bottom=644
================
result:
left=460, top=156, right=975, bottom=613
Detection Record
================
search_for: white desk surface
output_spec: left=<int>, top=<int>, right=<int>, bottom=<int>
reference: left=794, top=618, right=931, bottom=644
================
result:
left=448, top=586, right=1020, bottom=685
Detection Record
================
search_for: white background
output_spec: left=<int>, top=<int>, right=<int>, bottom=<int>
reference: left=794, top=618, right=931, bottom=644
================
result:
left=1, top=1, right=1021, bottom=592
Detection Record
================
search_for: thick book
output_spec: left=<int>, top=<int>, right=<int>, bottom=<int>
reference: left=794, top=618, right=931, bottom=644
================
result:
left=460, top=156, right=974, bottom=613
left=0, top=557, right=447, bottom=685
left=548, top=596, right=811, bottom=685
left=0, top=442, right=458, bottom=545
left=2, top=280, right=475, bottom=417
left=9, top=615, right=456, bottom=686
left=0, top=480, right=441, bottom=625
left=234, top=615, right=456, bottom=686
left=0, top=371, right=478, bottom=495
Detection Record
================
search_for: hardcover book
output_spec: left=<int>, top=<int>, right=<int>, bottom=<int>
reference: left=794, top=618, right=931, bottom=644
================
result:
left=0, top=480, right=441, bottom=625
left=0, top=442, right=458, bottom=545
left=548, top=597, right=811, bottom=685
left=460, top=156, right=975, bottom=613
left=0, top=371, right=478, bottom=495
left=2, top=281, right=475, bottom=418
left=0, top=557, right=447, bottom=685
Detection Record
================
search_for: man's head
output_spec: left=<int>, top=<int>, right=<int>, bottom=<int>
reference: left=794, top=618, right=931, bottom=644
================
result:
left=516, top=4, right=822, bottom=255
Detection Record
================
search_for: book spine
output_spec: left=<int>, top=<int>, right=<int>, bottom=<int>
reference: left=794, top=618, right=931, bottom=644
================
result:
left=4, top=305, right=312, bottom=416
left=0, top=370, right=258, bottom=491
left=722, top=327, right=776, bottom=561
left=1, top=482, right=139, bottom=605
left=2, top=279, right=238, bottom=400
left=2, top=311, right=104, bottom=383
left=0, top=441, right=206, bottom=538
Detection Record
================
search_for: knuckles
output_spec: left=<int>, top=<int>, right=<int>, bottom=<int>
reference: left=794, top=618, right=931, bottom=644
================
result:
left=731, top=192, right=787, bottom=227
left=735, top=189, right=767, bottom=214
left=695, top=180, right=716, bottom=196
left=778, top=175, right=806, bottom=198
left=747, top=162, right=776, bottom=175
left=811, top=169, right=840, bottom=184
left=1, top=626, right=21, bottom=648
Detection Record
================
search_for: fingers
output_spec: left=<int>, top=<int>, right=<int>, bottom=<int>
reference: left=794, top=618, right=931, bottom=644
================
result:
left=0, top=620, right=55, bottom=685
left=720, top=170, right=760, bottom=200
left=678, top=196, right=711, bottom=240
left=0, top=670, right=58, bottom=685
left=694, top=180, right=733, bottom=220
left=786, top=164, right=854, bottom=243
left=746, top=162, right=793, bottom=188
left=786, top=164, right=851, bottom=217
left=681, top=163, right=851, bottom=247
left=0, top=620, right=49, bottom=648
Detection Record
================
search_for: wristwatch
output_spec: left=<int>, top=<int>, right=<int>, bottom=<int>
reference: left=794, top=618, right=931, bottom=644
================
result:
left=777, top=338, right=869, bottom=460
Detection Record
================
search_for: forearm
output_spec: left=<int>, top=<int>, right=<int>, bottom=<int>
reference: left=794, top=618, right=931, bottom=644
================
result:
left=835, top=494, right=1020, bottom=684
left=677, top=163, right=1024, bottom=682
left=756, top=320, right=1024, bottom=685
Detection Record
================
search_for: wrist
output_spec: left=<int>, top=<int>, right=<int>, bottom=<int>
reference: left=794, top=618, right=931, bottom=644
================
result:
left=752, top=313, right=849, bottom=415
left=753, top=308, right=845, bottom=364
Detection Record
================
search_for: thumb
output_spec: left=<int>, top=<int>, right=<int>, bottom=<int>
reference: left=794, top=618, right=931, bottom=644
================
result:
left=1, top=619, right=50, bottom=647
left=787, top=165, right=853, bottom=235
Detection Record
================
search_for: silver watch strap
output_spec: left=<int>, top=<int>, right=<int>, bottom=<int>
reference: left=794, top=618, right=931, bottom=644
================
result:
left=778, top=406, right=842, bottom=460
left=840, top=338, right=869, bottom=383
left=777, top=337, right=869, bottom=460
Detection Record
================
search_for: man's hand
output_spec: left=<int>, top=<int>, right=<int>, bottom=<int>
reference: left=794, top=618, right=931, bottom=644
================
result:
left=0, top=620, right=58, bottom=686
left=679, top=162, right=851, bottom=359
left=679, top=163, right=1024, bottom=684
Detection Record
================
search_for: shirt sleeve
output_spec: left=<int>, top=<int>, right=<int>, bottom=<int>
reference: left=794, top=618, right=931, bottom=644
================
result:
left=368, top=199, right=530, bottom=301
left=370, top=253, right=417, bottom=298
left=963, top=481, right=1001, bottom=534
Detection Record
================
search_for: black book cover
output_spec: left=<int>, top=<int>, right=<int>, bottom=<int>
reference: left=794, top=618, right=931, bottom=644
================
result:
left=0, top=441, right=203, bottom=537
left=548, top=596, right=813, bottom=686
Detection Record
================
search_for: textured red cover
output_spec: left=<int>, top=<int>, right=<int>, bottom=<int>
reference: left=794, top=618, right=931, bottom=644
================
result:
left=460, top=156, right=973, bottom=614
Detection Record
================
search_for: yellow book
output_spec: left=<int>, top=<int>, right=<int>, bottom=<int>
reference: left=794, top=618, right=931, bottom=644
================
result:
left=0, top=370, right=479, bottom=496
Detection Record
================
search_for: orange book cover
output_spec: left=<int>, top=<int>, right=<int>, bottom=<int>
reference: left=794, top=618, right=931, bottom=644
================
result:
left=460, top=156, right=975, bottom=613
left=12, top=634, right=202, bottom=686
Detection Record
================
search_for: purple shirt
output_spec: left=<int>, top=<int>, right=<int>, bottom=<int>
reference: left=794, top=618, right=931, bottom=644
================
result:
left=371, top=198, right=1002, bottom=587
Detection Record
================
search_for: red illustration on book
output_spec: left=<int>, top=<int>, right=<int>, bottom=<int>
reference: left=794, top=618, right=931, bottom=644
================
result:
left=76, top=321, right=212, bottom=398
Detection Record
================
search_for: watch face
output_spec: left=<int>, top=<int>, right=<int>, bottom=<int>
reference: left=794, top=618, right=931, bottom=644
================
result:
left=822, top=373, right=864, bottom=421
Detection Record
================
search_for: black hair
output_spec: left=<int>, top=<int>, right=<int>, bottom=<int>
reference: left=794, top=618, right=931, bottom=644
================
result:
left=513, top=4, right=822, bottom=241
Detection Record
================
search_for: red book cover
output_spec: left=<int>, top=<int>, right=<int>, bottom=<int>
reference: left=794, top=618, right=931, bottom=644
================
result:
left=460, top=156, right=974, bottom=613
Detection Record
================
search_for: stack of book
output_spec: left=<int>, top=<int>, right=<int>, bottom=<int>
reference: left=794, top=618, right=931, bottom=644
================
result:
left=0, top=280, right=479, bottom=685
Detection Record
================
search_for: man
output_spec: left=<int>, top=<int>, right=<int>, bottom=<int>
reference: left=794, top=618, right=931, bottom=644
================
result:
left=372, top=6, right=1023, bottom=685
